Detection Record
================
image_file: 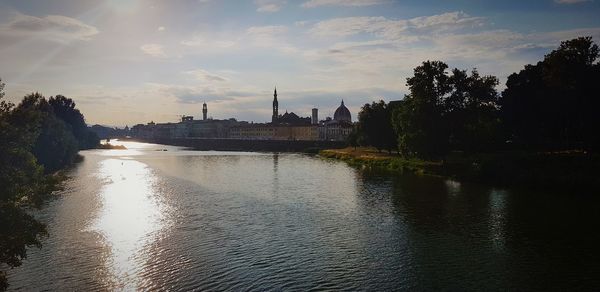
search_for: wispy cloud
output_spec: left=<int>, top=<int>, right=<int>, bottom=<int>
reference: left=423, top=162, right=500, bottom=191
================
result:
left=180, top=34, right=237, bottom=50
left=554, top=0, right=591, bottom=4
left=246, top=25, right=288, bottom=40
left=184, top=69, right=228, bottom=82
left=309, top=12, right=485, bottom=40
left=140, top=44, right=166, bottom=58
left=302, top=0, right=386, bottom=8
left=0, top=13, right=98, bottom=42
left=255, top=0, right=286, bottom=12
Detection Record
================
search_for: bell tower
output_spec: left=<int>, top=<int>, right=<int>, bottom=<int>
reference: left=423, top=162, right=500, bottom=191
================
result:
left=272, top=87, right=278, bottom=123
left=202, top=102, right=207, bottom=120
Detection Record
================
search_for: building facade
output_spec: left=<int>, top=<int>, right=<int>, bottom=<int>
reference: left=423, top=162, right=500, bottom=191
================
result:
left=131, top=90, right=355, bottom=142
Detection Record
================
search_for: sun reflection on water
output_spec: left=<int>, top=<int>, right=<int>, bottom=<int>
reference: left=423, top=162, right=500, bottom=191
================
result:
left=91, top=158, right=168, bottom=290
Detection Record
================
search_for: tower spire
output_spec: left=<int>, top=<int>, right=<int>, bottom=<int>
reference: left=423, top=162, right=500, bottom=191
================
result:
left=272, top=86, right=279, bottom=123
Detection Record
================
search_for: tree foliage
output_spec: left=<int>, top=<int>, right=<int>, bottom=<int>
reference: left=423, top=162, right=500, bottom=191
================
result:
left=49, top=95, right=99, bottom=150
left=391, top=61, right=500, bottom=158
left=357, top=100, right=397, bottom=153
left=392, top=61, right=452, bottom=158
left=500, top=36, right=600, bottom=151
left=11, top=94, right=79, bottom=173
left=0, top=81, right=97, bottom=290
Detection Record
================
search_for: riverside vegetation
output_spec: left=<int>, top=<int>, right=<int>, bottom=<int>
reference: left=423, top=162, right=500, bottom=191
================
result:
left=0, top=82, right=99, bottom=290
left=331, top=37, right=600, bottom=189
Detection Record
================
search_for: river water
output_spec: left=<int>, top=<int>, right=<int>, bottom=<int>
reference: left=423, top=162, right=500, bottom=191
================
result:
left=6, top=141, right=600, bottom=290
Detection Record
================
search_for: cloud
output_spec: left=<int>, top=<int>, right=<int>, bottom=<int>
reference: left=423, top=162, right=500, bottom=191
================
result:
left=302, top=0, right=386, bottom=8
left=149, top=83, right=247, bottom=104
left=179, top=26, right=297, bottom=56
left=554, top=0, right=591, bottom=4
left=157, top=26, right=166, bottom=32
left=310, top=16, right=387, bottom=37
left=303, top=9, right=600, bottom=93
left=180, top=35, right=237, bottom=50
left=140, top=44, right=166, bottom=57
left=0, top=13, right=98, bottom=42
left=255, top=0, right=286, bottom=12
left=184, top=69, right=228, bottom=82
left=246, top=25, right=289, bottom=46
left=246, top=25, right=288, bottom=36
left=309, top=11, right=485, bottom=40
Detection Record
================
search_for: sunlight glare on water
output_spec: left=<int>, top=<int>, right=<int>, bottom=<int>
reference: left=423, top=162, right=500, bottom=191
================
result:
left=90, top=158, right=169, bottom=290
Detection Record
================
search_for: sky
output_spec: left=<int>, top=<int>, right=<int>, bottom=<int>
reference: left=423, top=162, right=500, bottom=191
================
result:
left=1, top=0, right=599, bottom=126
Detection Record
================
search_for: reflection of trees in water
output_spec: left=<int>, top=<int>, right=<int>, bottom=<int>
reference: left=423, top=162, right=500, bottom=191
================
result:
left=355, top=170, right=600, bottom=290
left=355, top=172, right=513, bottom=289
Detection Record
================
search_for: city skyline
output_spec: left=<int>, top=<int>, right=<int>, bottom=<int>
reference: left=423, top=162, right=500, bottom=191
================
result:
left=1, top=0, right=599, bottom=126
left=161, top=88, right=348, bottom=126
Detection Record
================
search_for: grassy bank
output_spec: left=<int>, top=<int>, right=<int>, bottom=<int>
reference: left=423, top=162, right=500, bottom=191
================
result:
left=320, top=147, right=600, bottom=190
left=97, top=143, right=127, bottom=150
left=320, top=148, right=443, bottom=175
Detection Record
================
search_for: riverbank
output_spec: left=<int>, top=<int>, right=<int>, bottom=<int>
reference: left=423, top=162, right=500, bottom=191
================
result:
left=320, top=147, right=600, bottom=191
left=97, top=143, right=127, bottom=150
left=319, top=148, right=443, bottom=175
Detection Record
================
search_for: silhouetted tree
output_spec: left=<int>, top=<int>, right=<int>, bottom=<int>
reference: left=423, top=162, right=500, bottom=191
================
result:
left=49, top=95, right=98, bottom=149
left=347, top=127, right=358, bottom=149
left=0, top=81, right=60, bottom=290
left=392, top=61, right=452, bottom=158
left=392, top=61, right=500, bottom=158
left=12, top=93, right=79, bottom=172
left=358, top=100, right=397, bottom=153
left=500, top=36, right=600, bottom=151
left=446, top=68, right=500, bottom=152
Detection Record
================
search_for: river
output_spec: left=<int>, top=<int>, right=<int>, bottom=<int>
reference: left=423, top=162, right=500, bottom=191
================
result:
left=6, top=141, right=600, bottom=290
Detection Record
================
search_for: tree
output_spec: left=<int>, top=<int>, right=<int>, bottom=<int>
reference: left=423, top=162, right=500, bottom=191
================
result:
left=392, top=61, right=452, bottom=158
left=49, top=95, right=98, bottom=149
left=500, top=36, right=600, bottom=151
left=392, top=61, right=500, bottom=158
left=0, top=82, right=96, bottom=289
left=12, top=93, right=79, bottom=173
left=0, top=81, right=60, bottom=290
left=447, top=68, right=500, bottom=152
left=358, top=100, right=397, bottom=153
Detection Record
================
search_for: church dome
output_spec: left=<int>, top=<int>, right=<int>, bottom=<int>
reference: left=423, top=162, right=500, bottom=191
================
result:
left=333, top=100, right=352, bottom=122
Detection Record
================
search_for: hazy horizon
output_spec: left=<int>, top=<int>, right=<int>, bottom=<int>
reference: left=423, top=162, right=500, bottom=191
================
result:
left=1, top=0, right=599, bottom=127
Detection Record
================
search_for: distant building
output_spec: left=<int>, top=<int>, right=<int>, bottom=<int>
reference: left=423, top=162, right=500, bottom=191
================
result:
left=229, top=123, right=275, bottom=140
left=271, top=87, right=311, bottom=125
left=229, top=123, right=318, bottom=141
left=272, top=87, right=278, bottom=123
left=202, top=102, right=208, bottom=120
left=132, top=117, right=237, bottom=139
left=333, top=99, right=351, bottom=122
left=188, top=119, right=235, bottom=138
left=131, top=89, right=355, bottom=142
left=277, top=111, right=311, bottom=125
left=319, top=100, right=353, bottom=141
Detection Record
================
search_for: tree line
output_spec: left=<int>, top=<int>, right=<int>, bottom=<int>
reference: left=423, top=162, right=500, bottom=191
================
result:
left=0, top=83, right=99, bottom=290
left=352, top=37, right=600, bottom=158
